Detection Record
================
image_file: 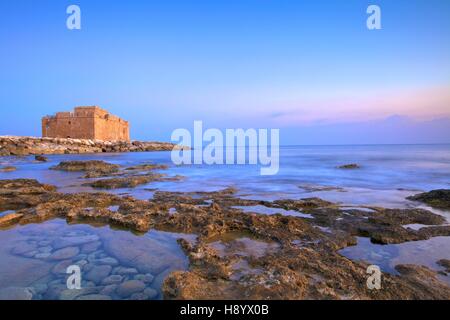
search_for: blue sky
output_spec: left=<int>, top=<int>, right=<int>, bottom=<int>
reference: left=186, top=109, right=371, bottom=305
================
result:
left=0, top=0, right=449, bottom=144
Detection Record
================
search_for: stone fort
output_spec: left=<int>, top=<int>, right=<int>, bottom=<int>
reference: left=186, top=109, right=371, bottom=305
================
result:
left=42, top=106, right=130, bottom=142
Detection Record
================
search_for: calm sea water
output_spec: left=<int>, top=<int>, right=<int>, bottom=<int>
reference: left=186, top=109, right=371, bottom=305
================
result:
left=0, top=144, right=449, bottom=298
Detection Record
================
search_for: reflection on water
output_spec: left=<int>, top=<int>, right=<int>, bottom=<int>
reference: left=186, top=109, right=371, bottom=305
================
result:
left=232, top=205, right=313, bottom=218
left=0, top=219, right=194, bottom=300
left=1, top=144, right=450, bottom=206
left=339, top=237, right=450, bottom=285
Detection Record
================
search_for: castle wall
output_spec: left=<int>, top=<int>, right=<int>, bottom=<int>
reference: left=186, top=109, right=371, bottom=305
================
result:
left=42, top=106, right=130, bottom=142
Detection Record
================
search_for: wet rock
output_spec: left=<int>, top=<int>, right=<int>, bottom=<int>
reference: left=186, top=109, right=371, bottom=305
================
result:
left=102, top=275, right=123, bottom=285
left=50, top=160, right=120, bottom=174
left=0, top=166, right=16, bottom=172
left=93, top=257, right=119, bottom=266
left=49, top=247, right=80, bottom=260
left=38, top=246, right=52, bottom=253
left=338, top=163, right=360, bottom=169
left=0, top=179, right=56, bottom=212
left=102, top=232, right=185, bottom=275
left=134, top=273, right=154, bottom=284
left=81, top=241, right=102, bottom=253
left=116, top=280, right=146, bottom=298
left=143, top=287, right=158, bottom=299
left=394, top=264, right=450, bottom=299
left=125, top=164, right=168, bottom=171
left=0, top=213, right=23, bottom=227
left=437, top=259, right=450, bottom=273
left=0, top=287, right=33, bottom=300
left=272, top=198, right=334, bottom=210
left=35, top=155, right=48, bottom=162
left=77, top=294, right=112, bottom=300
left=52, top=260, right=74, bottom=275
left=0, top=136, right=179, bottom=156
left=407, top=189, right=450, bottom=209
left=113, top=267, right=139, bottom=276
left=22, top=250, right=39, bottom=258
left=2, top=177, right=450, bottom=300
left=59, top=288, right=99, bottom=300
left=34, top=252, right=51, bottom=259
left=52, top=234, right=99, bottom=250
left=100, top=284, right=118, bottom=296
left=129, top=292, right=150, bottom=300
left=31, top=283, right=48, bottom=296
left=85, top=265, right=112, bottom=284
left=45, top=283, right=67, bottom=300
left=299, top=184, right=346, bottom=193
left=11, top=241, right=37, bottom=255
left=84, top=173, right=168, bottom=189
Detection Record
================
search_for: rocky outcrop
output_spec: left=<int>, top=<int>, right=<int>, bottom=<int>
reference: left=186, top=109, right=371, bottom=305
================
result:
left=35, top=155, right=48, bottom=162
left=338, top=163, right=360, bottom=169
left=1, top=178, right=450, bottom=300
left=84, top=174, right=183, bottom=189
left=51, top=160, right=120, bottom=175
left=407, top=189, right=450, bottom=209
left=0, top=136, right=184, bottom=156
left=0, top=166, right=16, bottom=172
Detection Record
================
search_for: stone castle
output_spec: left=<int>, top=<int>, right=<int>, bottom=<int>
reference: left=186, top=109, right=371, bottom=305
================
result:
left=42, top=106, right=130, bottom=142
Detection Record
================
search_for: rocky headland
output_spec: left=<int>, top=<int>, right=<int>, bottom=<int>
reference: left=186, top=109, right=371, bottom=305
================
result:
left=0, top=136, right=183, bottom=156
left=1, top=160, right=450, bottom=300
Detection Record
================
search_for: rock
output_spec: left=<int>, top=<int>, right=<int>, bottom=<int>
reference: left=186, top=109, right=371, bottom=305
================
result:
left=113, top=267, right=139, bottom=276
left=85, top=265, right=112, bottom=284
left=45, top=283, right=67, bottom=300
left=1, top=136, right=176, bottom=156
left=52, top=235, right=99, bottom=250
left=94, top=257, right=119, bottom=266
left=0, top=166, right=16, bottom=172
left=52, top=260, right=73, bottom=275
left=34, top=252, right=51, bottom=259
left=38, top=246, right=53, bottom=253
left=129, top=292, right=150, bottom=300
left=0, top=287, right=33, bottom=300
left=407, top=189, right=450, bottom=209
left=31, top=283, right=48, bottom=295
left=437, top=259, right=450, bottom=273
left=84, top=173, right=166, bottom=189
left=11, top=241, right=37, bottom=255
left=22, top=250, right=39, bottom=258
left=59, top=288, right=98, bottom=300
left=35, top=155, right=48, bottom=162
left=77, top=294, right=112, bottom=300
left=116, top=280, right=146, bottom=298
left=0, top=213, right=23, bottom=227
left=81, top=241, right=102, bottom=253
left=134, top=273, right=154, bottom=284
left=103, top=233, right=185, bottom=275
left=125, top=164, right=168, bottom=171
left=100, top=284, right=118, bottom=296
left=143, top=287, right=158, bottom=299
left=338, top=163, right=360, bottom=169
left=102, top=275, right=123, bottom=285
left=50, top=160, right=120, bottom=174
left=49, top=247, right=80, bottom=260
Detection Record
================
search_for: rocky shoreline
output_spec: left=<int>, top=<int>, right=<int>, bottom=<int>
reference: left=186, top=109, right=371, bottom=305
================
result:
left=1, top=161, right=450, bottom=300
left=0, top=136, right=182, bottom=156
